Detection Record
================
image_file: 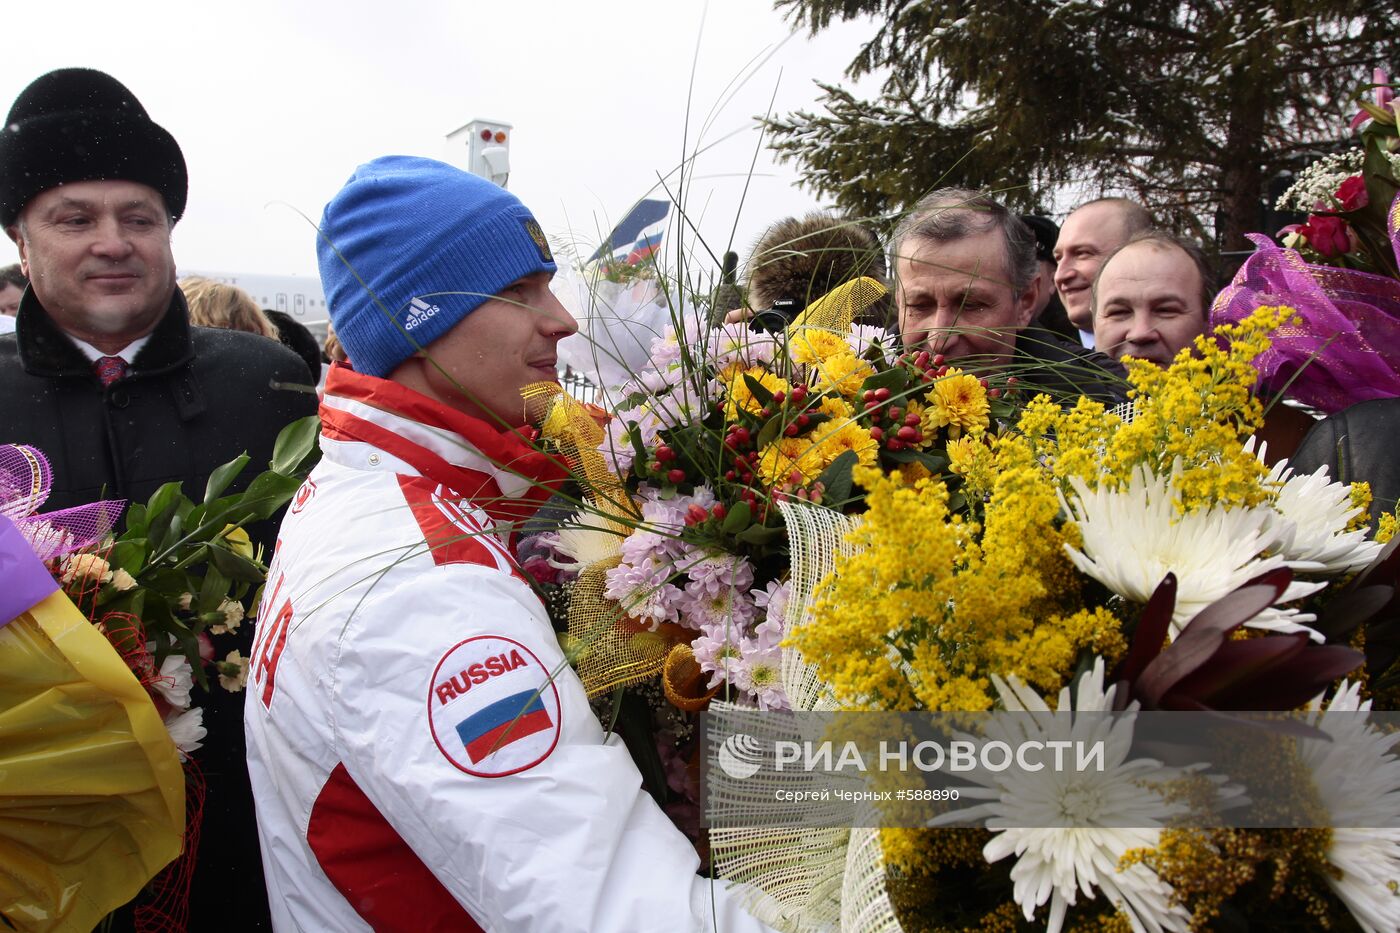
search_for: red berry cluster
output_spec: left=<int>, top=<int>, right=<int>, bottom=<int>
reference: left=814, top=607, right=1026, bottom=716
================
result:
left=773, top=476, right=827, bottom=505
left=721, top=425, right=757, bottom=486
left=645, top=443, right=687, bottom=486
left=862, top=386, right=927, bottom=453
left=684, top=502, right=728, bottom=526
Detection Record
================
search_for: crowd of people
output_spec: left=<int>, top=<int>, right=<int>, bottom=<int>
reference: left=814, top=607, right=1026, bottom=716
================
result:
left=0, top=63, right=1392, bottom=933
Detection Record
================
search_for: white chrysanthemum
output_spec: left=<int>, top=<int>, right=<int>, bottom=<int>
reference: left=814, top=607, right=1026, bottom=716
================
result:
left=151, top=653, right=194, bottom=708
left=546, top=517, right=627, bottom=571
left=163, top=707, right=205, bottom=761
left=1301, top=682, right=1400, bottom=933
left=1265, top=459, right=1382, bottom=574
left=931, top=659, right=1191, bottom=933
left=1062, top=467, right=1325, bottom=641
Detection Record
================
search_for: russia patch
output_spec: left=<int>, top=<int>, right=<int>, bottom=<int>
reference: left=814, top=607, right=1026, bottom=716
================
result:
left=427, top=635, right=562, bottom=777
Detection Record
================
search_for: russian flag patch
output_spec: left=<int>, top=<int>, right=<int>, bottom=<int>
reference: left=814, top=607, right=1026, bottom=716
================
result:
left=427, top=635, right=562, bottom=777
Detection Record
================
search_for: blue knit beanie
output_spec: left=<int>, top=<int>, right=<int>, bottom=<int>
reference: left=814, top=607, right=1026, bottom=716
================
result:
left=317, top=155, right=557, bottom=377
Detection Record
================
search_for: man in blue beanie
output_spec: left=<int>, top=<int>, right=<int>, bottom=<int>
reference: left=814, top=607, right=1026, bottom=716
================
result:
left=245, top=156, right=775, bottom=932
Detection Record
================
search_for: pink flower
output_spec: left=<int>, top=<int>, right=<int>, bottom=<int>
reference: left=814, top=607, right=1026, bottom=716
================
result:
left=1298, top=214, right=1352, bottom=258
left=1335, top=174, right=1369, bottom=211
left=1351, top=68, right=1395, bottom=130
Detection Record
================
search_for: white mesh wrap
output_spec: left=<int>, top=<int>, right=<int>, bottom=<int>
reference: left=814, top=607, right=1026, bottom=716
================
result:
left=710, top=501, right=904, bottom=932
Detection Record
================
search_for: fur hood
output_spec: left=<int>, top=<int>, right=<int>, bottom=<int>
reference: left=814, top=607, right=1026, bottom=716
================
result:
left=745, top=213, right=888, bottom=313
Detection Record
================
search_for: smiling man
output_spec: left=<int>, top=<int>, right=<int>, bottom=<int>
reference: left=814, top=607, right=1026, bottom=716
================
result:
left=0, top=68, right=318, bottom=930
left=244, top=156, right=775, bottom=932
left=894, top=188, right=1125, bottom=403
left=1054, top=197, right=1154, bottom=345
left=1092, top=232, right=1215, bottom=368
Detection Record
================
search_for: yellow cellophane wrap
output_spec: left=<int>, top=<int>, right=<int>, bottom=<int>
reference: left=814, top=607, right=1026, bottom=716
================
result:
left=524, top=382, right=686, bottom=696
left=0, top=591, right=184, bottom=932
left=789, top=276, right=887, bottom=334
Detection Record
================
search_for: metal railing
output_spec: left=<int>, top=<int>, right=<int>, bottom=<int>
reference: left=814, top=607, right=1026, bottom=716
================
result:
left=558, top=369, right=601, bottom=406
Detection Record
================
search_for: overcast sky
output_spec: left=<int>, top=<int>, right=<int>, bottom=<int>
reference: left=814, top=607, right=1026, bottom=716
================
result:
left=6, top=1, right=877, bottom=282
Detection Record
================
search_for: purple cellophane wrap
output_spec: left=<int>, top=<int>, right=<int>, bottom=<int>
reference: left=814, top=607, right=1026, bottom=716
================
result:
left=1210, top=194, right=1400, bottom=414
left=0, top=445, right=124, bottom=562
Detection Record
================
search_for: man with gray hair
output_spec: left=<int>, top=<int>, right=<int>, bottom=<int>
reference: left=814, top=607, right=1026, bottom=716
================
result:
left=893, top=188, right=1124, bottom=402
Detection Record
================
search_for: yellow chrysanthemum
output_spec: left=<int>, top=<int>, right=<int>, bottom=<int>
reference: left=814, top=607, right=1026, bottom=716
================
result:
left=814, top=352, right=875, bottom=398
left=789, top=328, right=850, bottom=365
left=817, top=395, right=855, bottom=421
left=815, top=419, right=879, bottom=469
left=893, top=461, right=933, bottom=486
left=923, top=369, right=990, bottom=439
left=757, top=436, right=824, bottom=487
left=723, top=366, right=790, bottom=419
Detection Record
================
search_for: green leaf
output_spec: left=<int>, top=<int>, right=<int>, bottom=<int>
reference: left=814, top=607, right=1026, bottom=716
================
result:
left=206, top=541, right=267, bottom=584
left=736, top=524, right=785, bottom=546
left=858, top=367, right=909, bottom=396
left=124, top=503, right=149, bottom=538
left=626, top=420, right=649, bottom=472
left=742, top=373, right=776, bottom=410
left=237, top=471, right=305, bottom=521
left=145, top=481, right=186, bottom=522
left=198, top=564, right=230, bottom=615
left=109, top=538, right=148, bottom=577
left=755, top=416, right=784, bottom=451
left=816, top=450, right=858, bottom=505
left=204, top=454, right=250, bottom=505
left=270, top=415, right=322, bottom=475
left=721, top=500, right=752, bottom=534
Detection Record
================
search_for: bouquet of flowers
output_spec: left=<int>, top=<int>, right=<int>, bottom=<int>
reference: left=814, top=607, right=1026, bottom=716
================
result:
left=712, top=305, right=1400, bottom=932
left=0, top=415, right=319, bottom=929
left=1276, top=67, right=1399, bottom=278
left=520, top=277, right=1025, bottom=837
left=1216, top=68, right=1400, bottom=414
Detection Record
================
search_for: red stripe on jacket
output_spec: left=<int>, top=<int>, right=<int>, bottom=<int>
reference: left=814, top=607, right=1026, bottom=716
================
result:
left=307, top=763, right=485, bottom=933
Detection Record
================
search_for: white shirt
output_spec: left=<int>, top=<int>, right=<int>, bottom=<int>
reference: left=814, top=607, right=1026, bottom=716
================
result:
left=67, top=333, right=151, bottom=363
left=1078, top=329, right=1095, bottom=349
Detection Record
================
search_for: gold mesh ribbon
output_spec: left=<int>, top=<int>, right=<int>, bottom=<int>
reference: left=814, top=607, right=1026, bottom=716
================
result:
left=522, top=383, right=681, bottom=695
left=789, top=275, right=887, bottom=334
left=662, top=644, right=722, bottom=711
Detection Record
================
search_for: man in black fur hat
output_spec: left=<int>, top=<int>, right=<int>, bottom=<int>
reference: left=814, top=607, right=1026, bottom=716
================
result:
left=0, top=68, right=316, bottom=929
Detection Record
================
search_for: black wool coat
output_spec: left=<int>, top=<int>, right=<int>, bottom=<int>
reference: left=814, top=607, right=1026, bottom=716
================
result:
left=0, top=286, right=318, bottom=513
left=0, top=287, right=319, bottom=931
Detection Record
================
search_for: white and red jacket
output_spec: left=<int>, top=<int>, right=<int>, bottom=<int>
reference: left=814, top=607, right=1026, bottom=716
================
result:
left=246, top=365, right=773, bottom=933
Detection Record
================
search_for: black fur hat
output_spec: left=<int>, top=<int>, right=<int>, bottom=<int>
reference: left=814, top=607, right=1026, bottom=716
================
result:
left=746, top=212, right=888, bottom=313
left=0, top=68, right=187, bottom=227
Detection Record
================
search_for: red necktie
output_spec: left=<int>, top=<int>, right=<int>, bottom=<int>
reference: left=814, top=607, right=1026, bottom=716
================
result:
left=93, top=355, right=129, bottom=387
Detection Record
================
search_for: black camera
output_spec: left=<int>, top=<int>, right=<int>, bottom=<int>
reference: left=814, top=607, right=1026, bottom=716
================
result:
left=748, top=297, right=800, bottom=333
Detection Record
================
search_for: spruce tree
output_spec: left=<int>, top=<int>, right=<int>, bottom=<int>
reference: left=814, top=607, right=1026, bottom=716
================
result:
left=767, top=0, right=1400, bottom=248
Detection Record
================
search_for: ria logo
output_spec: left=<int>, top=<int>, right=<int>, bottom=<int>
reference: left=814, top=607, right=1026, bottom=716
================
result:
left=405, top=296, right=441, bottom=331
left=717, top=733, right=765, bottom=780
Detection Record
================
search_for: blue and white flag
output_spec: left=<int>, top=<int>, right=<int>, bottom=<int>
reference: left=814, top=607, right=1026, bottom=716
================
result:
left=588, top=199, right=670, bottom=265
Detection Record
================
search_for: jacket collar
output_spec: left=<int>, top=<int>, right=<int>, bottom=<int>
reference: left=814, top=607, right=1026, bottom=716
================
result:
left=15, top=286, right=194, bottom=380
left=318, top=363, right=568, bottom=529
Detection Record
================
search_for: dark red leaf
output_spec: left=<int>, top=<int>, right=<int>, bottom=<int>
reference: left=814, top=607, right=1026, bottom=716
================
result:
left=1314, top=584, right=1395, bottom=641
left=1115, top=573, right=1178, bottom=685
left=1138, top=570, right=1293, bottom=707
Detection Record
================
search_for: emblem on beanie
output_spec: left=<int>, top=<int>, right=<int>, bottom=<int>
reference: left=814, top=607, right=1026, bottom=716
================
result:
left=522, top=219, right=553, bottom=263
left=405, top=296, right=442, bottom=331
